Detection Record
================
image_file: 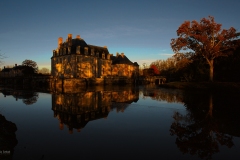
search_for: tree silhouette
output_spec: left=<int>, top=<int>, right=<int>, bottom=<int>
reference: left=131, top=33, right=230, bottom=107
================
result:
left=22, top=59, right=38, bottom=73
left=39, top=67, right=50, bottom=74
left=214, top=44, right=240, bottom=81
left=171, top=16, right=239, bottom=82
left=22, top=92, right=39, bottom=105
left=21, top=65, right=35, bottom=75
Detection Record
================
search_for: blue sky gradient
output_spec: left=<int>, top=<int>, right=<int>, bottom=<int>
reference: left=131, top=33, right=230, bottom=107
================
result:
left=0, top=0, right=239, bottom=70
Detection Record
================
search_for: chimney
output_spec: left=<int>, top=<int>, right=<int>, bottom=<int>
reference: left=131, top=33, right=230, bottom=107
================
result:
left=76, top=35, right=81, bottom=39
left=121, top=53, right=124, bottom=57
left=15, top=64, right=17, bottom=67
left=103, top=46, right=107, bottom=48
left=58, top=37, right=63, bottom=48
left=68, top=34, right=72, bottom=46
left=53, top=50, right=56, bottom=56
left=116, top=52, right=119, bottom=56
left=68, top=34, right=72, bottom=40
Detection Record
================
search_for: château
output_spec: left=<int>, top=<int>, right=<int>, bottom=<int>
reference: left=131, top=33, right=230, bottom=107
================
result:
left=51, top=34, right=139, bottom=80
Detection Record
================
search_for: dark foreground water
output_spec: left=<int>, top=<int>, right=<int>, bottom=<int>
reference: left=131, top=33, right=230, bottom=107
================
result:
left=0, top=85, right=240, bottom=160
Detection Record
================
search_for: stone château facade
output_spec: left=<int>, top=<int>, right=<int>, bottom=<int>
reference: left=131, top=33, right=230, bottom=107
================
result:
left=51, top=34, right=139, bottom=80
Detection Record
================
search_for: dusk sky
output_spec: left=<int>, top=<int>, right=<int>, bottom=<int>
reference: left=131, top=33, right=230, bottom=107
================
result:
left=0, top=0, right=239, bottom=70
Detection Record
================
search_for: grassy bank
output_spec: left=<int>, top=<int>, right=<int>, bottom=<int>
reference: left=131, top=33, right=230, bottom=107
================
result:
left=159, top=82, right=240, bottom=92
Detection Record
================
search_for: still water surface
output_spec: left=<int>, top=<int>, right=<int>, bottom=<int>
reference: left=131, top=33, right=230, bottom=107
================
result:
left=0, top=85, right=240, bottom=160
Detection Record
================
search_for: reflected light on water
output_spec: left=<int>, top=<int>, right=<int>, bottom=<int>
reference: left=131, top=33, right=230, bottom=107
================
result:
left=0, top=85, right=239, bottom=159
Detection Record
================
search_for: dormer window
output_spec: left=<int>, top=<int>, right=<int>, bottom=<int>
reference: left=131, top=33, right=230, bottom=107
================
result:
left=76, top=46, right=80, bottom=54
left=68, top=47, right=71, bottom=54
left=84, top=47, right=88, bottom=55
left=91, top=49, right=94, bottom=56
left=102, top=53, right=105, bottom=59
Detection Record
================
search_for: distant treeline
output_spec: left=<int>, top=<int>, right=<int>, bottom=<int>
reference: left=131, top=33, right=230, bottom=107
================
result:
left=150, top=44, right=240, bottom=82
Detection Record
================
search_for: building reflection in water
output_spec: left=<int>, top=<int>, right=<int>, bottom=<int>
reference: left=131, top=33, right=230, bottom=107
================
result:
left=52, top=86, right=139, bottom=134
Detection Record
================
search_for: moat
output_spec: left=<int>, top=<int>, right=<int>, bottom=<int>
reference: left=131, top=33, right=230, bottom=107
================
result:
left=0, top=85, right=240, bottom=160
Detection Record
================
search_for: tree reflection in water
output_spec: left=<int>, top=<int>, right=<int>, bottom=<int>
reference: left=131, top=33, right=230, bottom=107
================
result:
left=142, top=86, right=240, bottom=159
left=1, top=89, right=39, bottom=105
left=170, top=91, right=240, bottom=159
left=22, top=92, right=39, bottom=105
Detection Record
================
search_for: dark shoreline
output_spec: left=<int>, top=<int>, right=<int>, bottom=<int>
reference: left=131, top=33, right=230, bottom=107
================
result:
left=159, top=82, right=240, bottom=93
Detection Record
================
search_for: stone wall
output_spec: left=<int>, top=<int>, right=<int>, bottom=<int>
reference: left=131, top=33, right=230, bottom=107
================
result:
left=51, top=54, right=112, bottom=79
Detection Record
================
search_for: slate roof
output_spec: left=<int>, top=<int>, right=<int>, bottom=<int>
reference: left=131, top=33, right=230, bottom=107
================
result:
left=111, top=54, right=134, bottom=65
left=88, top=44, right=110, bottom=55
left=58, top=37, right=110, bottom=57
left=133, top=62, right=139, bottom=66
left=54, top=35, right=139, bottom=66
left=71, top=38, right=88, bottom=47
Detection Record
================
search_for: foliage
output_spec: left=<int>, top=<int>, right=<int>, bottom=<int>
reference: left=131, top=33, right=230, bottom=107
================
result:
left=142, top=63, right=149, bottom=69
left=22, top=92, right=39, bottom=105
left=39, top=67, right=50, bottom=74
left=171, top=16, right=239, bottom=82
left=150, top=54, right=207, bottom=82
left=150, top=58, right=176, bottom=79
left=214, top=44, right=240, bottom=81
left=21, top=66, right=36, bottom=75
left=143, top=68, right=154, bottom=76
left=150, top=64, right=160, bottom=75
left=22, top=59, right=38, bottom=73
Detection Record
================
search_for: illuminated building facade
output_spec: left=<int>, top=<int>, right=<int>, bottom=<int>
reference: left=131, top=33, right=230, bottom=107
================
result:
left=51, top=34, right=139, bottom=79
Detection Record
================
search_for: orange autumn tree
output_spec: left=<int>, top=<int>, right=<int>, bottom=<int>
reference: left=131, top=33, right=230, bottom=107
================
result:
left=150, top=64, right=160, bottom=75
left=171, top=16, right=239, bottom=82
